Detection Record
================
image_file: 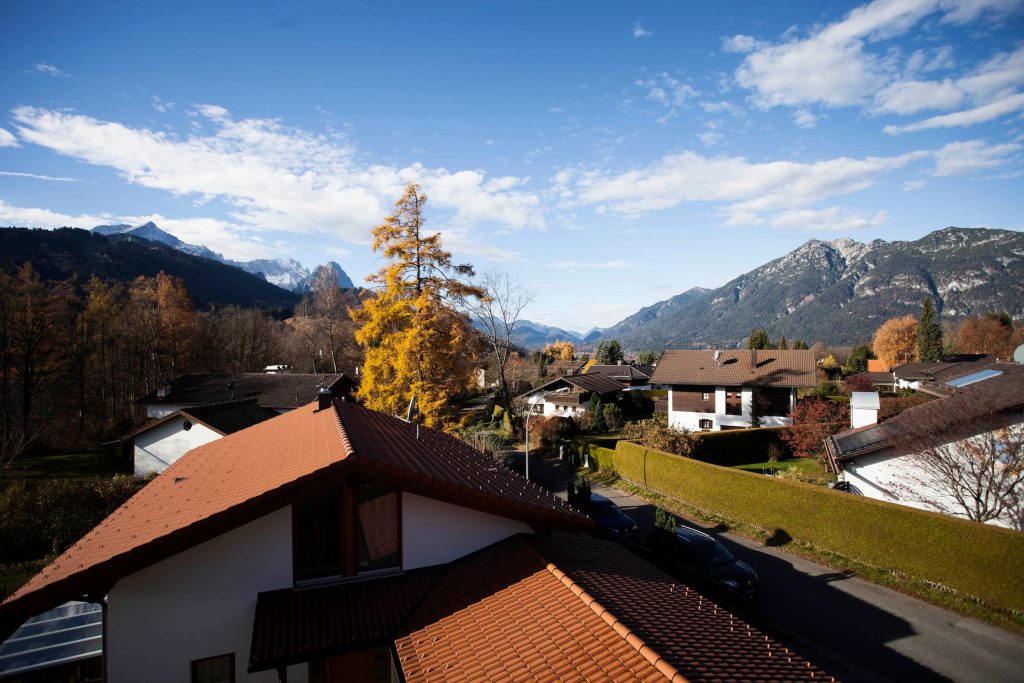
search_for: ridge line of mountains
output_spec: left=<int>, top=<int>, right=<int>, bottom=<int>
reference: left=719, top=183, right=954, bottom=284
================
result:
left=1, top=224, right=1021, bottom=349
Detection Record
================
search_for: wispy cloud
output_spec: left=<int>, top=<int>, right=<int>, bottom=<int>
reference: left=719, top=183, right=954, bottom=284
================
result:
left=931, top=139, right=1022, bottom=176
left=884, top=91, right=1024, bottom=134
left=0, top=128, right=18, bottom=148
left=635, top=73, right=700, bottom=122
left=11, top=105, right=546, bottom=253
left=769, top=206, right=887, bottom=231
left=151, top=96, right=176, bottom=113
left=0, top=170, right=80, bottom=182
left=31, top=62, right=72, bottom=78
left=632, top=21, right=652, bottom=39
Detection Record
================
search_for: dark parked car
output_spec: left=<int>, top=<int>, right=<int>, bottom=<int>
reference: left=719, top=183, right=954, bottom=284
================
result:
left=651, top=524, right=759, bottom=600
left=590, top=493, right=638, bottom=537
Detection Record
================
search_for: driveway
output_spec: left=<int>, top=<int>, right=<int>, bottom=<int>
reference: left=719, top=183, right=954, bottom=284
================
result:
left=516, top=451, right=1024, bottom=683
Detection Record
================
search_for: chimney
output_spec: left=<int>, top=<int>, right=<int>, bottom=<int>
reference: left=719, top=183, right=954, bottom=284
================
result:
left=156, top=379, right=172, bottom=399
left=713, top=350, right=722, bottom=367
left=850, top=392, right=880, bottom=428
left=317, top=386, right=332, bottom=411
left=750, top=349, right=757, bottom=373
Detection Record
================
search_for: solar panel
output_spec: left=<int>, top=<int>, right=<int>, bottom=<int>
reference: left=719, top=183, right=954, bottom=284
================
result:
left=0, top=601, right=102, bottom=676
left=947, top=369, right=1004, bottom=388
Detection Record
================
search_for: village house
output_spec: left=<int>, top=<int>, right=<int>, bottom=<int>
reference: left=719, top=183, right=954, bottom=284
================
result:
left=138, top=372, right=354, bottom=419
left=128, top=399, right=280, bottom=476
left=518, top=373, right=624, bottom=420
left=824, top=364, right=1024, bottom=528
left=0, top=396, right=832, bottom=682
left=584, top=362, right=653, bottom=388
left=651, top=349, right=817, bottom=431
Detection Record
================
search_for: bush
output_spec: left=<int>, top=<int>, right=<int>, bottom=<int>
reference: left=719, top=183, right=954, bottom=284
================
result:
left=689, top=427, right=790, bottom=467
left=588, top=396, right=606, bottom=432
left=781, top=399, right=848, bottom=460
left=601, top=440, right=1024, bottom=611
left=568, top=475, right=592, bottom=513
left=528, top=416, right=577, bottom=453
left=458, top=425, right=514, bottom=458
left=620, top=416, right=695, bottom=457
left=0, top=476, right=145, bottom=563
left=602, top=404, right=623, bottom=431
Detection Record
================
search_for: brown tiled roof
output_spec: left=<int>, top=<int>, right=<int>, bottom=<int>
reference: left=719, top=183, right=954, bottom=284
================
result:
left=137, top=372, right=354, bottom=410
left=520, top=373, right=625, bottom=400
left=585, top=364, right=653, bottom=382
left=651, top=350, right=817, bottom=388
left=392, top=533, right=832, bottom=682
left=827, top=364, right=1024, bottom=463
left=849, top=371, right=896, bottom=385
left=1, top=401, right=588, bottom=633
left=124, top=399, right=280, bottom=440
left=547, top=360, right=585, bottom=376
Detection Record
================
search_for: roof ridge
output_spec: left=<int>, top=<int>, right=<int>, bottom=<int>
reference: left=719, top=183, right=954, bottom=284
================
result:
left=525, top=544, right=689, bottom=683
left=330, top=398, right=357, bottom=460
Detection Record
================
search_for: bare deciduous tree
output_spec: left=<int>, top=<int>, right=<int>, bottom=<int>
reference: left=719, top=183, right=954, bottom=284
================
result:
left=467, top=270, right=533, bottom=428
left=889, top=396, right=1024, bottom=528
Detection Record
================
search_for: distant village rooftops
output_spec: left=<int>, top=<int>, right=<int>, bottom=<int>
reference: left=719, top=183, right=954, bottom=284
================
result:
left=520, top=371, right=625, bottom=399
left=584, top=363, right=652, bottom=385
left=137, top=372, right=354, bottom=411
left=651, top=349, right=817, bottom=388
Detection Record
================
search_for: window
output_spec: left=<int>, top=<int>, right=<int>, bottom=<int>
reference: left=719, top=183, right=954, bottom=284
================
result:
left=191, top=654, right=234, bottom=683
left=698, top=419, right=713, bottom=430
left=293, top=481, right=399, bottom=582
left=702, top=392, right=710, bottom=401
left=357, top=483, right=399, bottom=572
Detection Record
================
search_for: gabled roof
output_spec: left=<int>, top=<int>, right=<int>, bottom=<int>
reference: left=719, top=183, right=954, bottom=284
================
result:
left=826, top=364, right=1024, bottom=465
left=585, top=364, right=652, bottom=382
left=137, top=372, right=354, bottom=410
left=519, top=372, right=625, bottom=399
left=250, top=533, right=833, bottom=682
left=892, top=356, right=998, bottom=383
left=124, top=399, right=280, bottom=440
left=546, top=359, right=585, bottom=376
left=1, top=400, right=588, bottom=633
left=651, top=350, right=817, bottom=388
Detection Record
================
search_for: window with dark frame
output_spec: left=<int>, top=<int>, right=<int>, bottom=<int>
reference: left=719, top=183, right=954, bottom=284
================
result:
left=293, top=480, right=400, bottom=583
left=698, top=419, right=713, bottom=430
left=191, top=653, right=234, bottom=683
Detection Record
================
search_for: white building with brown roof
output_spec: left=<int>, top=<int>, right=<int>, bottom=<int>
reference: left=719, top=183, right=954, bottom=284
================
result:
left=650, top=349, right=817, bottom=431
left=2, top=397, right=832, bottom=682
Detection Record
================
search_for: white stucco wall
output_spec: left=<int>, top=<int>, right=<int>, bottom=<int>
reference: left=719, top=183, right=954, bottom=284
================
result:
left=402, top=493, right=532, bottom=570
left=107, top=506, right=306, bottom=683
left=146, top=403, right=189, bottom=419
left=667, top=386, right=793, bottom=431
left=851, top=407, right=879, bottom=429
left=133, top=416, right=223, bottom=476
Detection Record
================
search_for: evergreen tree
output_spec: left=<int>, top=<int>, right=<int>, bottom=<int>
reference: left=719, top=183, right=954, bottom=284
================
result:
left=588, top=394, right=606, bottom=432
left=596, top=339, right=624, bottom=364
left=635, top=350, right=657, bottom=366
left=777, top=336, right=788, bottom=350
left=916, top=299, right=943, bottom=362
left=747, top=328, right=771, bottom=350
left=749, top=387, right=762, bottom=428
left=846, top=344, right=876, bottom=373
left=792, top=339, right=809, bottom=350
left=352, top=184, right=485, bottom=428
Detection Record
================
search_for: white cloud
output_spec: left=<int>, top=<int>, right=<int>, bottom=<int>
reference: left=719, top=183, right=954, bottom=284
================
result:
left=903, top=179, right=927, bottom=190
left=151, top=96, right=175, bottom=113
left=556, top=148, right=926, bottom=223
left=632, top=21, right=652, bottom=38
left=793, top=109, right=817, bottom=128
left=0, top=170, right=80, bottom=182
left=635, top=73, right=700, bottom=122
left=884, top=91, right=1024, bottom=133
left=873, top=79, right=965, bottom=114
left=769, top=206, right=888, bottom=231
left=698, top=132, right=724, bottom=147
left=548, top=259, right=631, bottom=270
left=931, top=139, right=1022, bottom=176
left=31, top=62, right=71, bottom=78
left=721, top=35, right=768, bottom=54
left=699, top=100, right=745, bottom=117
left=11, top=105, right=545, bottom=250
left=733, top=0, right=1023, bottom=113
left=0, top=199, right=110, bottom=228
left=0, top=128, right=19, bottom=148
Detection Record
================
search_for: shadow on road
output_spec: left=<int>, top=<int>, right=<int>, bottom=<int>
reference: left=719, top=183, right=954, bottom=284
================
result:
left=515, top=451, right=953, bottom=683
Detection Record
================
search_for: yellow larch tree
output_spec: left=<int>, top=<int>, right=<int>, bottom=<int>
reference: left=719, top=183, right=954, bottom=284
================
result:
left=352, top=184, right=485, bottom=429
left=872, top=315, right=919, bottom=369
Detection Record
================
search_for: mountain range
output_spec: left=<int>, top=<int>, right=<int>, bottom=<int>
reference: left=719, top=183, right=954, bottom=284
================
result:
left=92, top=222, right=355, bottom=292
left=593, top=227, right=1024, bottom=350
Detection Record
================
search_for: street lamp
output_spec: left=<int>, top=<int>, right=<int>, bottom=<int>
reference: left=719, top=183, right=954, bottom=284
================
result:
left=524, top=386, right=569, bottom=481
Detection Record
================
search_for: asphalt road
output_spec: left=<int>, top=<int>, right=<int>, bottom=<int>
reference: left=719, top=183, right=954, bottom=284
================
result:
left=518, top=452, right=1024, bottom=683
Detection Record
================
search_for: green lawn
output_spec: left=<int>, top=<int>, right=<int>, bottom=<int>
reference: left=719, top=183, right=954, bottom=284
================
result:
left=3, top=445, right=131, bottom=480
left=734, top=457, right=824, bottom=473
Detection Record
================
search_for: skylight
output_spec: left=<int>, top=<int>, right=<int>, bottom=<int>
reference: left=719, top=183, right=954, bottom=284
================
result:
left=946, top=369, right=1004, bottom=388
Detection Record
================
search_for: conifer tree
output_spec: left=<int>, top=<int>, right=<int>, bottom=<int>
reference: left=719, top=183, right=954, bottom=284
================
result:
left=747, top=328, right=770, bottom=350
left=916, top=299, right=943, bottom=362
left=792, top=339, right=809, bottom=350
left=777, top=336, right=788, bottom=350
left=352, top=184, right=485, bottom=428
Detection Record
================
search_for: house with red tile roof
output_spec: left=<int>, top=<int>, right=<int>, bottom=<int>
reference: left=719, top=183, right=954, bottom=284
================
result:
left=1, top=396, right=832, bottom=683
left=651, top=349, right=817, bottom=431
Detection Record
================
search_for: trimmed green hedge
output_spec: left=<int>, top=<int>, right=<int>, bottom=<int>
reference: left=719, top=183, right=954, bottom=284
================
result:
left=594, top=439, right=1024, bottom=611
left=689, top=427, right=790, bottom=466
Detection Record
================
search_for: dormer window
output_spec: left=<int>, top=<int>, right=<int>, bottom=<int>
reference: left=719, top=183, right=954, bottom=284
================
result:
left=293, top=480, right=400, bottom=583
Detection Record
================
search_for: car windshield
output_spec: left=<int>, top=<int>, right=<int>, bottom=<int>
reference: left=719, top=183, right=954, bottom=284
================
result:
left=695, top=541, right=735, bottom=566
left=591, top=503, right=621, bottom=520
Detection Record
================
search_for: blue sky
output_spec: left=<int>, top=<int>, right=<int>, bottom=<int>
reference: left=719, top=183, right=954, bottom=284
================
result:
left=1, top=0, right=1022, bottom=331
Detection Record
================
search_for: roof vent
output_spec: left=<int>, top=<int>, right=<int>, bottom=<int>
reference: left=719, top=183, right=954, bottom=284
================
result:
left=713, top=350, right=722, bottom=367
left=750, top=349, right=757, bottom=373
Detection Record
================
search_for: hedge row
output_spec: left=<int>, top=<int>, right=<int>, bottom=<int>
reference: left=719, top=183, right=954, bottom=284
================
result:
left=575, top=438, right=1024, bottom=612
left=688, top=427, right=790, bottom=466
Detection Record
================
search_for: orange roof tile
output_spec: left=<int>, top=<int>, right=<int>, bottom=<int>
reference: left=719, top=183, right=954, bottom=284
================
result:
left=1, top=400, right=588, bottom=633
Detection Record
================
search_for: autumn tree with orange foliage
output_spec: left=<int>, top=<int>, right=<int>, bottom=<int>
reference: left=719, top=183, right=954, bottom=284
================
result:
left=543, top=340, right=575, bottom=362
left=954, top=313, right=1022, bottom=358
left=872, top=315, right=918, bottom=369
left=352, top=184, right=485, bottom=429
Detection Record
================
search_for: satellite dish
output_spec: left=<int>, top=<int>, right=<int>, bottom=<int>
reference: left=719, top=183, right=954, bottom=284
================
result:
left=1014, top=344, right=1024, bottom=365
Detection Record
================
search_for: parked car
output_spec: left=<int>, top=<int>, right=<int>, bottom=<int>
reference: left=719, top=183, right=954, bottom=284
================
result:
left=590, top=493, right=638, bottom=537
left=650, top=524, right=759, bottom=600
